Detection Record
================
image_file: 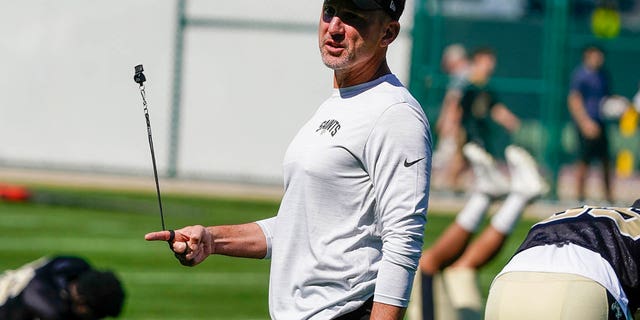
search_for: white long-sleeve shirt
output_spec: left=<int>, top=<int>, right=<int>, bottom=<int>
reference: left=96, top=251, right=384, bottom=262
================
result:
left=257, top=74, right=432, bottom=320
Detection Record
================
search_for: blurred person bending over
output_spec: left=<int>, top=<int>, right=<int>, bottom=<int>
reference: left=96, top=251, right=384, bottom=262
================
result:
left=568, top=45, right=613, bottom=203
left=407, top=48, right=548, bottom=320
left=433, top=47, right=517, bottom=191
left=146, top=0, right=432, bottom=319
left=0, top=256, right=125, bottom=320
left=485, top=201, right=640, bottom=319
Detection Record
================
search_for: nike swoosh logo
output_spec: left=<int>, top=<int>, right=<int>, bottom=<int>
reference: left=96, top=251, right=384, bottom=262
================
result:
left=404, top=157, right=425, bottom=167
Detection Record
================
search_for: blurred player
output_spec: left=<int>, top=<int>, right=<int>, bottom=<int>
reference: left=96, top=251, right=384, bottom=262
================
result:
left=407, top=48, right=548, bottom=320
left=408, top=144, right=548, bottom=320
left=432, top=44, right=469, bottom=191
left=0, top=256, right=125, bottom=319
left=459, top=48, right=520, bottom=147
left=485, top=202, right=640, bottom=319
left=433, top=47, right=518, bottom=192
left=568, top=45, right=613, bottom=203
left=146, top=1, right=432, bottom=319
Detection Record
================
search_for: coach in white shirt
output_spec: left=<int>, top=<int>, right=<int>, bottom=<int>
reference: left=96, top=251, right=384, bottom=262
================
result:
left=145, top=1, right=432, bottom=319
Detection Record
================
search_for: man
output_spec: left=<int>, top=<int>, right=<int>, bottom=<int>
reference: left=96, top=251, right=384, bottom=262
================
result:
left=0, top=256, right=125, bottom=319
left=146, top=1, right=432, bottom=319
left=568, top=45, right=613, bottom=203
left=485, top=202, right=640, bottom=319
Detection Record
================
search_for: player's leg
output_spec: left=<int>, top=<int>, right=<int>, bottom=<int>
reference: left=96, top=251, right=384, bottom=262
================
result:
left=438, top=227, right=521, bottom=317
left=407, top=271, right=458, bottom=320
left=447, top=146, right=467, bottom=193
left=490, top=145, right=548, bottom=242
left=417, top=222, right=474, bottom=320
left=418, top=223, right=475, bottom=320
left=414, top=143, right=507, bottom=320
left=579, top=125, right=613, bottom=204
left=576, top=161, right=589, bottom=202
left=602, top=156, right=613, bottom=203
left=441, top=268, right=483, bottom=320
left=420, top=223, right=473, bottom=275
left=450, top=145, right=548, bottom=269
left=419, top=192, right=491, bottom=274
left=448, top=225, right=506, bottom=270
left=576, top=132, right=591, bottom=202
left=420, top=142, right=508, bottom=277
left=421, top=143, right=508, bottom=274
left=448, top=129, right=468, bottom=192
left=598, top=128, right=614, bottom=204
left=438, top=146, right=548, bottom=319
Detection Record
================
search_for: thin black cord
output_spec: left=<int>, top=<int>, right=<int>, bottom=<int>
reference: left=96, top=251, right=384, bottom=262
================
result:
left=139, top=85, right=166, bottom=231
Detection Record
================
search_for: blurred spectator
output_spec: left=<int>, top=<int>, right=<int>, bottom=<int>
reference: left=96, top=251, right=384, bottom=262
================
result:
left=0, top=256, right=125, bottom=319
left=568, top=45, right=613, bottom=203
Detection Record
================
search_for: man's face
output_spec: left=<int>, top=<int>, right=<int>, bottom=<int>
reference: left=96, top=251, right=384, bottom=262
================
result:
left=584, top=49, right=604, bottom=70
left=474, top=54, right=496, bottom=77
left=318, top=0, right=389, bottom=71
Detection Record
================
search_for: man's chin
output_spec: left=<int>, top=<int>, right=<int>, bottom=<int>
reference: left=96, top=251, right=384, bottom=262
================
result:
left=321, top=57, right=349, bottom=70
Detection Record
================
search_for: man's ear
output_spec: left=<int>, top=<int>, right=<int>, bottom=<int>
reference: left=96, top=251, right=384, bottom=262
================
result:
left=380, top=21, right=400, bottom=47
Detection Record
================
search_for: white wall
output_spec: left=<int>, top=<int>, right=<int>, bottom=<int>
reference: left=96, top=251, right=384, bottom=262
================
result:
left=0, top=0, right=415, bottom=185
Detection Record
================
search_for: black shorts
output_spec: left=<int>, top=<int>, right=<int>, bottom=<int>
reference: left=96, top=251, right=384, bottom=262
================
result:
left=333, top=297, right=374, bottom=320
left=577, top=124, right=610, bottom=163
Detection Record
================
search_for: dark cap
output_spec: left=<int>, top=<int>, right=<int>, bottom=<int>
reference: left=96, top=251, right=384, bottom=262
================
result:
left=352, top=0, right=405, bottom=20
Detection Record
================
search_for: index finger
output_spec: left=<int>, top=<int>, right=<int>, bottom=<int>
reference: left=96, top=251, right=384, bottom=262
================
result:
left=145, top=230, right=172, bottom=241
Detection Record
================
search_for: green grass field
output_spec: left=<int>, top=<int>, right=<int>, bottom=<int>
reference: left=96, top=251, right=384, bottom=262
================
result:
left=0, top=187, right=537, bottom=319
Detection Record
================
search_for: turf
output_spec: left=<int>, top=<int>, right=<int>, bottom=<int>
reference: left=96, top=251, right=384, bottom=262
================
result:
left=0, top=187, right=537, bottom=319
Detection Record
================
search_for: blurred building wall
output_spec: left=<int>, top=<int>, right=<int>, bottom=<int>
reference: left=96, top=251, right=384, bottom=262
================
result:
left=0, top=0, right=415, bottom=185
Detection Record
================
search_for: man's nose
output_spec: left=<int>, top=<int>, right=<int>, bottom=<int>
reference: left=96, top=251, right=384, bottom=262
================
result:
left=327, top=16, right=345, bottom=35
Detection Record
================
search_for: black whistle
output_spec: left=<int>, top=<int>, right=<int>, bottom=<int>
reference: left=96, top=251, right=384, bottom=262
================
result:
left=134, top=64, right=146, bottom=85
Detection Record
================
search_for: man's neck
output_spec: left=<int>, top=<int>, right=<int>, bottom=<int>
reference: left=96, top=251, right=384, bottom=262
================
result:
left=333, top=59, right=391, bottom=88
left=469, top=71, right=489, bottom=86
